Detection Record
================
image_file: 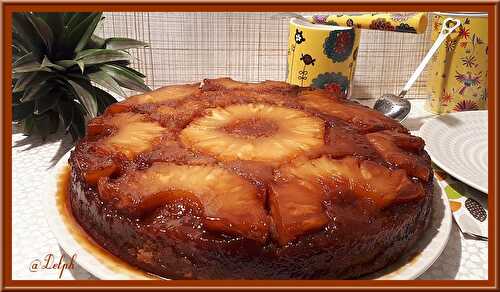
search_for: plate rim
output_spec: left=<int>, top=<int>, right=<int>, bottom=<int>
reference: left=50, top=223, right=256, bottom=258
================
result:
left=419, top=110, right=488, bottom=194
left=45, top=150, right=452, bottom=280
left=44, top=151, right=150, bottom=280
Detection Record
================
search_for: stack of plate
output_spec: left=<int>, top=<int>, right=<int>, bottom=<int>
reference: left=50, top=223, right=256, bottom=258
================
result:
left=420, top=110, right=488, bottom=194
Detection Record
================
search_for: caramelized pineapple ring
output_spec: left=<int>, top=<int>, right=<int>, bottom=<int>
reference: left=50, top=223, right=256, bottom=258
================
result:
left=98, top=163, right=269, bottom=242
left=90, top=112, right=167, bottom=159
left=270, top=156, right=424, bottom=244
left=130, top=83, right=200, bottom=104
left=269, top=182, right=329, bottom=245
left=366, top=131, right=431, bottom=181
left=70, top=142, right=119, bottom=185
left=180, top=104, right=324, bottom=162
left=105, top=83, right=200, bottom=113
left=283, top=156, right=424, bottom=207
left=298, top=91, right=404, bottom=132
left=202, top=77, right=297, bottom=93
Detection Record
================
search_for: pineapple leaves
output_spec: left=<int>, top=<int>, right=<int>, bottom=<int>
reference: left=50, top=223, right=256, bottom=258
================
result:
left=12, top=34, right=29, bottom=58
left=27, top=15, right=54, bottom=55
left=12, top=13, right=46, bottom=59
left=33, top=110, right=60, bottom=140
left=13, top=100, right=35, bottom=121
left=101, top=64, right=151, bottom=92
left=12, top=91, right=24, bottom=103
left=13, top=55, right=68, bottom=73
left=12, top=53, right=46, bottom=73
left=13, top=61, right=49, bottom=74
left=75, top=49, right=131, bottom=66
left=21, top=82, right=54, bottom=103
left=12, top=12, right=149, bottom=141
left=105, top=37, right=148, bottom=50
left=22, top=116, right=35, bottom=135
left=74, top=13, right=103, bottom=53
left=64, top=13, right=92, bottom=30
left=37, top=13, right=64, bottom=39
left=86, top=35, right=106, bottom=49
left=93, top=86, right=118, bottom=113
left=70, top=106, right=87, bottom=139
left=77, top=60, right=85, bottom=73
left=119, top=65, right=146, bottom=78
left=41, top=56, right=65, bottom=71
left=57, top=99, right=74, bottom=132
left=66, top=78, right=98, bottom=117
left=59, top=12, right=102, bottom=56
left=34, top=89, right=60, bottom=115
left=13, top=72, right=37, bottom=93
left=58, top=98, right=88, bottom=140
left=13, top=52, right=37, bottom=67
left=13, top=71, right=52, bottom=93
left=55, top=59, right=85, bottom=73
left=88, top=70, right=126, bottom=97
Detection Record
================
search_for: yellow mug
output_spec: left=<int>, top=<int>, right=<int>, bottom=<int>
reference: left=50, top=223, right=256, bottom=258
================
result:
left=426, top=12, right=488, bottom=113
left=286, top=18, right=360, bottom=98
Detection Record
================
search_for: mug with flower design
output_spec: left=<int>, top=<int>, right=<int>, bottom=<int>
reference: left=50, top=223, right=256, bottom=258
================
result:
left=308, top=12, right=428, bottom=34
left=425, top=12, right=488, bottom=113
left=287, top=18, right=360, bottom=98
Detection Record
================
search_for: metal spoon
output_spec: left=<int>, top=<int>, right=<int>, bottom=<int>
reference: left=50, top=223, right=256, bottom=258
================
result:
left=374, top=18, right=461, bottom=121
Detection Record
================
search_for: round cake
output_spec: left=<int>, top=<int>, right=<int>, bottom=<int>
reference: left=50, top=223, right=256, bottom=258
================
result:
left=69, top=78, right=433, bottom=279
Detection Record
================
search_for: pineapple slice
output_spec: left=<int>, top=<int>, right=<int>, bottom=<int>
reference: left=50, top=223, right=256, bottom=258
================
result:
left=298, top=90, right=404, bottom=132
left=366, top=131, right=431, bottom=181
left=156, top=105, right=176, bottom=115
left=98, top=163, right=269, bottom=242
left=382, top=130, right=425, bottom=152
left=128, top=83, right=200, bottom=104
left=93, top=112, right=167, bottom=159
left=70, top=142, right=119, bottom=185
left=180, top=103, right=324, bottom=163
left=202, top=77, right=297, bottom=93
left=270, top=156, right=424, bottom=245
left=322, top=126, right=379, bottom=159
left=269, top=182, right=329, bottom=245
left=282, top=156, right=424, bottom=208
left=105, top=83, right=200, bottom=113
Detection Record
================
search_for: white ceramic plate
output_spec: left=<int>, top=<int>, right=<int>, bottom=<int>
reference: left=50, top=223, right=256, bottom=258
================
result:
left=419, top=110, right=488, bottom=194
left=45, top=151, right=452, bottom=280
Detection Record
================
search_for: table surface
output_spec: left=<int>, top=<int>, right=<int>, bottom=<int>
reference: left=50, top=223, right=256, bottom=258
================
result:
left=11, top=99, right=488, bottom=280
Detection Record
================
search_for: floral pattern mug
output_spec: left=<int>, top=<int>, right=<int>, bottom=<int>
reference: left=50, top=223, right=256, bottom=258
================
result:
left=287, top=18, right=360, bottom=98
left=426, top=12, right=488, bottom=113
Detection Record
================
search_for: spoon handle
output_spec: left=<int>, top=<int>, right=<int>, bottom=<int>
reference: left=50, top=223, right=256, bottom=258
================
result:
left=400, top=18, right=461, bottom=96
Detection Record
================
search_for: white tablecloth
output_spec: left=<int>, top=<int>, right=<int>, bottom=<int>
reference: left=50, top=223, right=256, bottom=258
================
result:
left=11, top=100, right=488, bottom=280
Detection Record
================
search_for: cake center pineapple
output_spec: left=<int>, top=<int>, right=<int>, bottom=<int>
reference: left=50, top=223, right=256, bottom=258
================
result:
left=180, top=103, right=325, bottom=162
left=223, top=117, right=279, bottom=138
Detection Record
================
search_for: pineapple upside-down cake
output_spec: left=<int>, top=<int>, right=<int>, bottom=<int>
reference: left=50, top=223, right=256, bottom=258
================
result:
left=69, top=78, right=433, bottom=279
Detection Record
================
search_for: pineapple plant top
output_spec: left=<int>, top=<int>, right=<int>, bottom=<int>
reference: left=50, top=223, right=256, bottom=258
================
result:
left=70, top=77, right=433, bottom=247
left=12, top=12, right=151, bottom=141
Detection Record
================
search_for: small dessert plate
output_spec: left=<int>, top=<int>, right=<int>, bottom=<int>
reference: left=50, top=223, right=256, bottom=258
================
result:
left=419, top=110, right=488, bottom=194
left=45, top=151, right=452, bottom=280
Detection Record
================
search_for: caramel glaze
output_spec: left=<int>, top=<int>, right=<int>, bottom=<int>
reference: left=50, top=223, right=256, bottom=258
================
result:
left=68, top=78, right=434, bottom=279
left=223, top=118, right=279, bottom=138
left=56, top=166, right=154, bottom=279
